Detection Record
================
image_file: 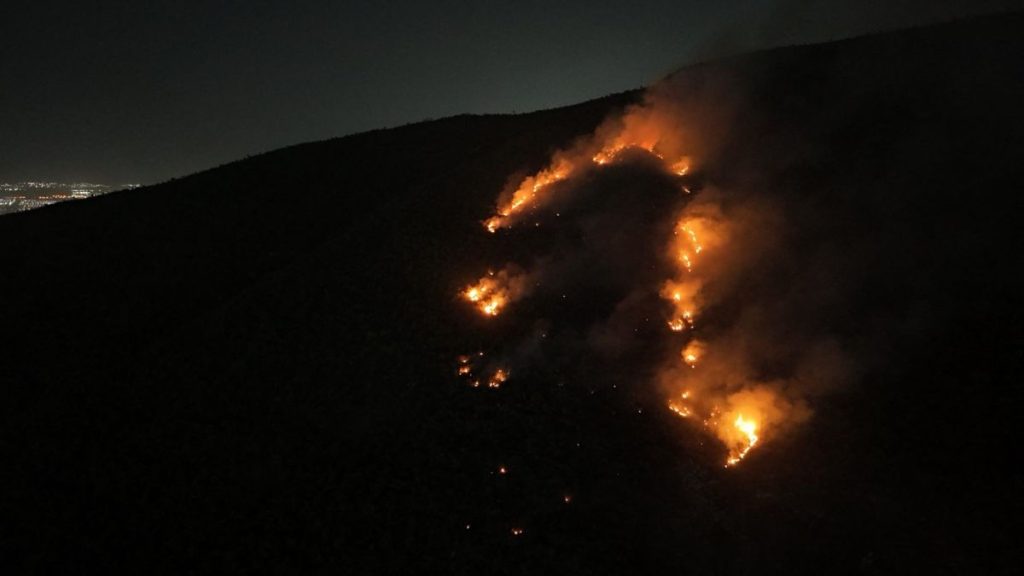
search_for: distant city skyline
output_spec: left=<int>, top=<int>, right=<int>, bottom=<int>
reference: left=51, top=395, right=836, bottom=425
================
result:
left=2, top=0, right=1018, bottom=184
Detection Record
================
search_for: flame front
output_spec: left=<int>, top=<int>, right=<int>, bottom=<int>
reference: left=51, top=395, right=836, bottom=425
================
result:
left=659, top=203, right=772, bottom=466
left=484, top=135, right=692, bottom=233
left=485, top=158, right=573, bottom=232
left=725, top=415, right=759, bottom=467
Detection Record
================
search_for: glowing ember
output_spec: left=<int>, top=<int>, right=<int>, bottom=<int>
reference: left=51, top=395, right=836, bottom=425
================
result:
left=679, top=251, right=693, bottom=271
left=498, top=466, right=508, bottom=475
left=661, top=280, right=701, bottom=330
left=675, top=223, right=702, bottom=256
left=456, top=354, right=483, bottom=383
left=488, top=369, right=508, bottom=388
left=511, top=528, right=524, bottom=536
left=668, top=401, right=692, bottom=418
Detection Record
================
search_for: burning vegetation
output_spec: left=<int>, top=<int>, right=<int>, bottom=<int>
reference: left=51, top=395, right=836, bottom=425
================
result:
left=456, top=78, right=837, bottom=468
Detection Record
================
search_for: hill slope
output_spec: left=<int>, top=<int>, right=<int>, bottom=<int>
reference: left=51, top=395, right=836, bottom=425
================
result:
left=3, top=13, right=1023, bottom=573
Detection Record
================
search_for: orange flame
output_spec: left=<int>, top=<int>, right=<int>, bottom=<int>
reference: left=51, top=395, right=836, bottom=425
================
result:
left=488, top=368, right=508, bottom=388
left=681, top=340, right=704, bottom=368
left=724, top=415, right=759, bottom=467
left=484, top=122, right=693, bottom=232
left=462, top=268, right=527, bottom=317
left=670, top=157, right=691, bottom=176
left=486, top=158, right=573, bottom=232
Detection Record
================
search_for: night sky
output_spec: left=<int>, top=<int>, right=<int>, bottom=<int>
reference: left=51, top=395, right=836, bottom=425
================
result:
left=1, top=0, right=1017, bottom=184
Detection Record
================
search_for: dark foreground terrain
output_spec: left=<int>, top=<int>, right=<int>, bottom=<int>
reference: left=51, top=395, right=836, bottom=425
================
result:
left=3, top=14, right=1023, bottom=574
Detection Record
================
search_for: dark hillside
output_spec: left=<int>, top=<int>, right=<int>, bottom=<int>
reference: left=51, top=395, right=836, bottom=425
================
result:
left=2, top=13, right=1022, bottom=574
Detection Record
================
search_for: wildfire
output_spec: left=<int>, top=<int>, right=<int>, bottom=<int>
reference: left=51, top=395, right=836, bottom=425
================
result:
left=462, top=268, right=527, bottom=317
left=661, top=280, right=700, bottom=333
left=670, top=157, right=691, bottom=176
left=680, top=251, right=693, bottom=271
left=485, top=158, right=573, bottom=232
left=674, top=222, right=703, bottom=274
left=681, top=340, right=704, bottom=368
left=677, top=223, right=702, bottom=253
left=464, top=284, right=506, bottom=316
left=591, top=147, right=618, bottom=165
left=460, top=94, right=790, bottom=474
left=668, top=401, right=692, bottom=418
left=591, top=133, right=663, bottom=166
left=457, top=353, right=510, bottom=392
left=484, top=130, right=693, bottom=233
left=659, top=216, right=714, bottom=337
left=725, top=415, right=759, bottom=467
left=659, top=205, right=773, bottom=466
left=665, top=391, right=762, bottom=466
left=488, top=368, right=508, bottom=388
